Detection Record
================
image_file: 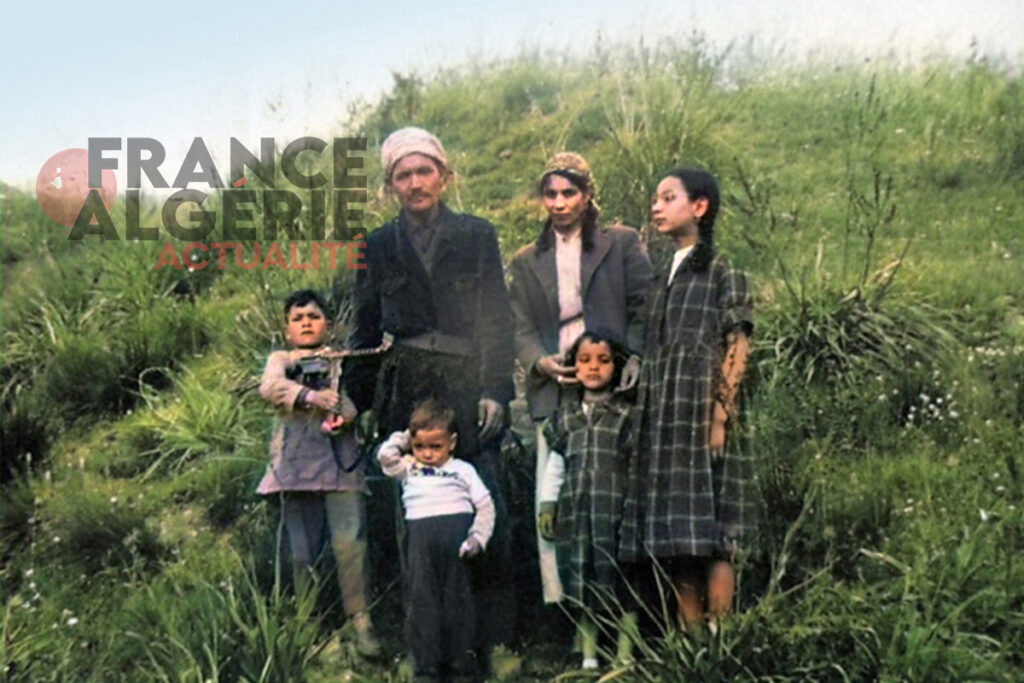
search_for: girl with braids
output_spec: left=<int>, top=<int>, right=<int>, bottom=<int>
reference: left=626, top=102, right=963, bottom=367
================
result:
left=508, top=152, right=652, bottom=604
left=618, top=167, right=754, bottom=634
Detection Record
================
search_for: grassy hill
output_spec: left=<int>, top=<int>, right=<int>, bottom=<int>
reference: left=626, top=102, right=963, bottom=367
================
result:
left=2, top=42, right=1022, bottom=680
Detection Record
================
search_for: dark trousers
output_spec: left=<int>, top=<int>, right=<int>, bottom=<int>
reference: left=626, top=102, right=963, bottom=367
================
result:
left=407, top=514, right=476, bottom=677
left=464, top=448, right=516, bottom=648
left=395, top=448, right=516, bottom=653
left=378, top=346, right=517, bottom=648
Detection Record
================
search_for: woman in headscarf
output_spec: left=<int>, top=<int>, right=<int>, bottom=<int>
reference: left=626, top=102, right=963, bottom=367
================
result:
left=508, top=152, right=653, bottom=603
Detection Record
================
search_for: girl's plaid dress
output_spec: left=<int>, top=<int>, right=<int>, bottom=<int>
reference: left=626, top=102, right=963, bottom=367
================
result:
left=544, top=396, right=634, bottom=609
left=619, top=254, right=754, bottom=561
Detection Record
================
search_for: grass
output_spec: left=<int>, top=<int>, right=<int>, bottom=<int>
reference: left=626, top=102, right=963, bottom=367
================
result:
left=3, top=40, right=1024, bottom=680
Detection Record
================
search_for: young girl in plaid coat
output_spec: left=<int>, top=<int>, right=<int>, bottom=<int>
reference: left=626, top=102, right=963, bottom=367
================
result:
left=537, top=329, right=638, bottom=670
left=619, top=167, right=754, bottom=635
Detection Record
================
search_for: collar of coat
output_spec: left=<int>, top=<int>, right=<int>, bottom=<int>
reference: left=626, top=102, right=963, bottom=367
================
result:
left=388, top=202, right=462, bottom=277
left=527, top=223, right=615, bottom=312
left=563, top=393, right=631, bottom=430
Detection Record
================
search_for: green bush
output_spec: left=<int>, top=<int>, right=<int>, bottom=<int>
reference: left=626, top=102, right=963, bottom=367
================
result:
left=34, top=479, right=167, bottom=575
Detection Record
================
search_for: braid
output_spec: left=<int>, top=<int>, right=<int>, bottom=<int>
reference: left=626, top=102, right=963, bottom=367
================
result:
left=581, top=200, right=600, bottom=252
left=691, top=217, right=715, bottom=271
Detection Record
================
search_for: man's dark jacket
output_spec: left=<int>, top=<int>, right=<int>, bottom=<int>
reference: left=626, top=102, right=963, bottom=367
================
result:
left=344, top=204, right=515, bottom=418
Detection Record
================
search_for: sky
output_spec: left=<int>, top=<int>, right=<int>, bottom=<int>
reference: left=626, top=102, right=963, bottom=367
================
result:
left=1, top=0, right=1021, bottom=189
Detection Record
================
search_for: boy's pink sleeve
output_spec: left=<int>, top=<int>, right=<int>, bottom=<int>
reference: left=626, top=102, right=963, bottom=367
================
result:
left=259, top=351, right=306, bottom=412
left=377, top=430, right=413, bottom=479
left=465, top=464, right=495, bottom=548
left=468, top=492, right=495, bottom=549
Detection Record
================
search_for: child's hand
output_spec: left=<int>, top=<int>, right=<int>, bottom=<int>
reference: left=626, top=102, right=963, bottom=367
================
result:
left=710, top=401, right=728, bottom=460
left=377, top=430, right=412, bottom=476
left=305, top=388, right=340, bottom=412
left=459, top=536, right=483, bottom=558
left=321, top=413, right=347, bottom=434
left=709, top=419, right=726, bottom=460
left=377, top=444, right=404, bottom=470
left=537, top=502, right=556, bottom=541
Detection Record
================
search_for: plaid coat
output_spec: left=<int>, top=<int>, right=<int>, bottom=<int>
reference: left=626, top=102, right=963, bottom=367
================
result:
left=619, top=254, right=754, bottom=561
left=544, top=397, right=634, bottom=608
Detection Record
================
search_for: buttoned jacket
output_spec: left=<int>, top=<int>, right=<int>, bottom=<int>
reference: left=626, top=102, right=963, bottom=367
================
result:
left=508, top=224, right=652, bottom=420
left=345, top=204, right=515, bottom=412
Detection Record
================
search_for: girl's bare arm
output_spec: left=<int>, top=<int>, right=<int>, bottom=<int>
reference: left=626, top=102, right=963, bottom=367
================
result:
left=710, top=331, right=750, bottom=453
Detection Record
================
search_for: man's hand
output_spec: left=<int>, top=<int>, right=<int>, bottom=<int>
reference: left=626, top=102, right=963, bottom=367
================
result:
left=321, top=413, right=347, bottom=434
left=536, top=354, right=578, bottom=385
left=617, top=354, right=642, bottom=392
left=478, top=398, right=504, bottom=442
left=354, top=411, right=377, bottom=445
left=537, top=501, right=557, bottom=542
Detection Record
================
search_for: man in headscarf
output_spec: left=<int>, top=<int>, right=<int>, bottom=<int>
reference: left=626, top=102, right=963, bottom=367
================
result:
left=344, top=127, right=518, bottom=676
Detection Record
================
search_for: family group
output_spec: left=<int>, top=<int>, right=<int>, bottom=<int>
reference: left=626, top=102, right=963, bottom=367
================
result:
left=255, top=126, right=754, bottom=682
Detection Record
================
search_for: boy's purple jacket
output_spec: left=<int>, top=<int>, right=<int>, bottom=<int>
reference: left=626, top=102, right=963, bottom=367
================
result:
left=256, top=349, right=367, bottom=495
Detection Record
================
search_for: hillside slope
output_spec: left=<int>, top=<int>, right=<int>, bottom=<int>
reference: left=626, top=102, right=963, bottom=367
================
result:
left=2, top=44, right=1022, bottom=680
